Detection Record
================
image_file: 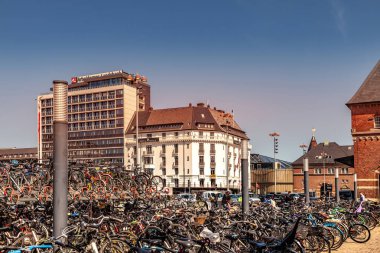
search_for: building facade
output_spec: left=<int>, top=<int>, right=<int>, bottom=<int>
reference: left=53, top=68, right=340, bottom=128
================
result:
left=37, top=70, right=150, bottom=164
left=125, top=103, right=251, bottom=192
left=250, top=154, right=293, bottom=194
left=292, top=136, right=354, bottom=197
left=347, top=61, right=380, bottom=199
left=0, top=148, right=38, bottom=162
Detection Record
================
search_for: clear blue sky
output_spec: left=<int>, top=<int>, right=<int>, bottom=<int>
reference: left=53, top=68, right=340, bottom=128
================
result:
left=1, top=0, right=380, bottom=162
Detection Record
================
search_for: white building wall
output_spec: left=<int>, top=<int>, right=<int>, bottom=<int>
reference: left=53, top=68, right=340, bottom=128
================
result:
left=126, top=129, right=251, bottom=191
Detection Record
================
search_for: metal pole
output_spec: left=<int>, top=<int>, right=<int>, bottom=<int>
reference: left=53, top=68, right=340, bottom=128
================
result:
left=335, top=168, right=340, bottom=202
left=135, top=88, right=140, bottom=168
left=354, top=173, right=358, bottom=201
left=241, top=139, right=249, bottom=214
left=274, top=138, right=277, bottom=194
left=52, top=80, right=68, bottom=241
left=226, top=122, right=229, bottom=191
left=303, top=158, right=310, bottom=205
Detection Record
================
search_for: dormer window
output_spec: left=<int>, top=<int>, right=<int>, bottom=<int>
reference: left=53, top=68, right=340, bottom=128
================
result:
left=375, top=116, right=380, bottom=128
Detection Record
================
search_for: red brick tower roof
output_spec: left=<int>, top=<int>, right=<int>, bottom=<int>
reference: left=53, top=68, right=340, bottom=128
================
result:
left=347, top=61, right=380, bottom=105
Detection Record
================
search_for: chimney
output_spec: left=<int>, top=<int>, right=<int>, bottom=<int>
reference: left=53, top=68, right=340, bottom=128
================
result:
left=189, top=103, right=192, bottom=107
left=197, top=102, right=205, bottom=107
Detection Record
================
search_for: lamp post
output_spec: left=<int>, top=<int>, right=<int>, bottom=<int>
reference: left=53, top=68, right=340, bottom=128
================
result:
left=317, top=140, right=329, bottom=199
left=299, top=144, right=307, bottom=155
left=224, top=114, right=230, bottom=191
left=269, top=132, right=279, bottom=194
left=135, top=86, right=143, bottom=169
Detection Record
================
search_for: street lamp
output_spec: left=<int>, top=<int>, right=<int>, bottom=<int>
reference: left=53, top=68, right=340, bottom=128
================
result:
left=317, top=140, right=329, bottom=199
left=269, top=132, right=280, bottom=194
left=299, top=144, right=307, bottom=155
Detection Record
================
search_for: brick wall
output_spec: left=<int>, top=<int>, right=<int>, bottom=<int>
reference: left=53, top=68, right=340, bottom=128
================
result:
left=293, top=166, right=354, bottom=196
left=350, top=103, right=380, bottom=198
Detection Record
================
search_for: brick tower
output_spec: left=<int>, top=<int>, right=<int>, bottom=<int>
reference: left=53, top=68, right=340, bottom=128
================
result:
left=347, top=61, right=380, bottom=199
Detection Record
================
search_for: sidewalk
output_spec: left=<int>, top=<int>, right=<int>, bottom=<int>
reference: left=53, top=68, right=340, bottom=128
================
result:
left=335, top=227, right=380, bottom=253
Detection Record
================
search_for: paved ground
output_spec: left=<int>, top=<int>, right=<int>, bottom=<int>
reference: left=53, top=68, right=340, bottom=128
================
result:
left=335, top=227, right=380, bottom=253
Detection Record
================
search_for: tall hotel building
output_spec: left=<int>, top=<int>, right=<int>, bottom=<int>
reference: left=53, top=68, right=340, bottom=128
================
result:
left=37, top=70, right=150, bottom=164
left=125, top=103, right=251, bottom=192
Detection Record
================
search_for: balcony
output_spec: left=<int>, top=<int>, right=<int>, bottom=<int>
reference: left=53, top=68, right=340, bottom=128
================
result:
left=144, top=164, right=155, bottom=170
left=108, top=95, right=115, bottom=99
left=101, top=96, right=108, bottom=100
left=172, top=150, right=179, bottom=156
left=210, top=174, right=216, bottom=179
left=199, top=175, right=205, bottom=179
left=198, top=149, right=205, bottom=155
left=172, top=174, right=179, bottom=179
left=160, top=151, right=166, bottom=156
left=143, top=150, right=154, bottom=156
left=210, top=161, right=216, bottom=167
left=199, top=161, right=205, bottom=167
left=173, top=162, right=179, bottom=168
left=210, top=149, right=216, bottom=155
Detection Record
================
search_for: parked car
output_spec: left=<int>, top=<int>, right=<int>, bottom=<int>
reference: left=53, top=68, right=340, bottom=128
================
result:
left=201, top=191, right=223, bottom=202
left=230, top=194, right=241, bottom=203
left=249, top=193, right=261, bottom=202
left=176, top=193, right=196, bottom=202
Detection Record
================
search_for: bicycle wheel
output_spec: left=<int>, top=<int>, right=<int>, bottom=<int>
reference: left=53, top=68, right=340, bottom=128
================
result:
left=349, top=223, right=371, bottom=243
left=285, top=239, right=305, bottom=253
left=99, top=238, right=128, bottom=253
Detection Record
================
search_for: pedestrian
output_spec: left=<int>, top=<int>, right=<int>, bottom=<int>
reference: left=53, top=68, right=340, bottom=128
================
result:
left=359, top=192, right=366, bottom=202
left=222, top=191, right=231, bottom=209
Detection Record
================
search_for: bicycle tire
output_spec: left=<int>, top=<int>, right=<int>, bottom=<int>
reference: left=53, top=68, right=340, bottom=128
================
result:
left=349, top=223, right=371, bottom=243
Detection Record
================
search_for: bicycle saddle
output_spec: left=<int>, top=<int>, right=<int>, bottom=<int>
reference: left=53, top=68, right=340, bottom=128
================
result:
left=175, top=239, right=196, bottom=248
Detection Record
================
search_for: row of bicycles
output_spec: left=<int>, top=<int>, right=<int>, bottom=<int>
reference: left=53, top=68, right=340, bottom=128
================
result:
left=0, top=160, right=164, bottom=202
left=0, top=160, right=379, bottom=252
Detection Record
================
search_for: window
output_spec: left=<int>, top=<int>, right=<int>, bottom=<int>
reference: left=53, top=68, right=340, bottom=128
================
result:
left=210, top=144, right=215, bottom=153
left=211, top=168, right=215, bottom=175
left=162, top=168, right=166, bottom=175
left=314, top=168, right=322, bottom=174
left=162, top=157, right=166, bottom=165
left=174, top=156, right=178, bottom=165
left=146, top=145, right=152, bottom=154
left=210, top=132, right=214, bottom=139
left=200, top=179, right=204, bottom=187
left=211, top=156, right=215, bottom=163
left=199, top=131, right=203, bottom=138
left=199, top=143, right=204, bottom=153
left=147, top=134, right=152, bottom=138
left=199, top=156, right=204, bottom=165
left=187, top=144, right=190, bottom=149
left=341, top=168, right=349, bottom=174
left=162, top=133, right=166, bottom=139
left=211, top=179, right=216, bottom=187
left=375, top=116, right=380, bottom=128
left=174, top=179, right=179, bottom=187
left=257, top=164, right=262, bottom=169
left=174, top=132, right=179, bottom=138
left=175, top=168, right=179, bottom=175
left=162, top=145, right=166, bottom=154
left=187, top=156, right=189, bottom=161
left=328, top=168, right=334, bottom=174
left=162, top=179, right=166, bottom=187
left=174, top=144, right=178, bottom=153
left=200, top=168, right=204, bottom=175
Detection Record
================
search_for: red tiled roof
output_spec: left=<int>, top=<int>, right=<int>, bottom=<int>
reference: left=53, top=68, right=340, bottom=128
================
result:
left=126, top=104, right=248, bottom=139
